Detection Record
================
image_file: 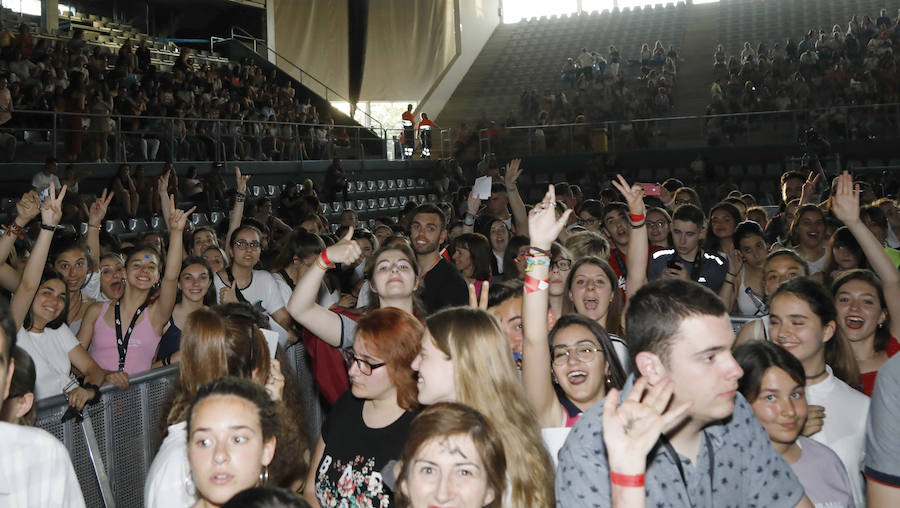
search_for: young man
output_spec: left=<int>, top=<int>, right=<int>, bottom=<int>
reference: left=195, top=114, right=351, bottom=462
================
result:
left=0, top=299, right=86, bottom=507
left=601, top=202, right=631, bottom=294
left=556, top=279, right=811, bottom=507
left=409, top=204, right=468, bottom=313
left=31, top=156, right=60, bottom=194
left=647, top=204, right=728, bottom=292
left=866, top=355, right=900, bottom=506
left=487, top=280, right=527, bottom=368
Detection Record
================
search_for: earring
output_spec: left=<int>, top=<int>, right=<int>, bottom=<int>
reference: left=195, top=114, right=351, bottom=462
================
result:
left=184, top=471, right=196, bottom=497
left=605, top=375, right=612, bottom=389
left=259, top=465, right=269, bottom=484
left=879, top=322, right=884, bottom=329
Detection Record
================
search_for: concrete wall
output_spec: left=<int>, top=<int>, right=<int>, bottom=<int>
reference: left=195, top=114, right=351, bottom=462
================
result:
left=416, top=0, right=501, bottom=119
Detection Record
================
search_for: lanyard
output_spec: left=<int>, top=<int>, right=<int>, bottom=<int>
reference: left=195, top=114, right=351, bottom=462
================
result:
left=612, top=248, right=627, bottom=278
left=114, top=300, right=149, bottom=371
left=661, top=432, right=715, bottom=506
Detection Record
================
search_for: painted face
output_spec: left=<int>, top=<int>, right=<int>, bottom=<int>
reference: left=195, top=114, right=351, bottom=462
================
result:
left=347, top=336, right=395, bottom=402
left=659, top=314, right=743, bottom=425
left=31, top=278, right=67, bottom=325
left=126, top=251, right=161, bottom=290
left=670, top=219, right=704, bottom=259
left=370, top=250, right=417, bottom=301
left=488, top=297, right=523, bottom=359
left=99, top=258, right=126, bottom=300
left=192, top=230, right=217, bottom=257
left=750, top=367, right=807, bottom=449
left=710, top=209, right=736, bottom=240
left=403, top=434, right=495, bottom=508
left=551, top=324, right=608, bottom=409
left=737, top=235, right=768, bottom=270
left=568, top=263, right=614, bottom=325
left=796, top=210, right=825, bottom=249
left=203, top=249, right=227, bottom=274
left=53, top=248, right=88, bottom=293
left=187, top=395, right=276, bottom=506
left=411, top=331, right=455, bottom=405
left=769, top=293, right=835, bottom=366
left=603, top=210, right=630, bottom=248
left=646, top=211, right=670, bottom=245
left=763, top=255, right=806, bottom=298
left=577, top=211, right=602, bottom=232
left=834, top=278, right=886, bottom=344
left=549, top=256, right=572, bottom=297
left=179, top=263, right=211, bottom=303
left=452, top=245, right=473, bottom=277
left=230, top=229, right=262, bottom=268
left=488, top=221, right=509, bottom=254
left=410, top=213, right=445, bottom=256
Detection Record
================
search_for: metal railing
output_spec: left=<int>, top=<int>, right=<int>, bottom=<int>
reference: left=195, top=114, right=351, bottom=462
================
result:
left=455, top=103, right=900, bottom=158
left=35, top=341, right=323, bottom=508
left=4, top=109, right=385, bottom=163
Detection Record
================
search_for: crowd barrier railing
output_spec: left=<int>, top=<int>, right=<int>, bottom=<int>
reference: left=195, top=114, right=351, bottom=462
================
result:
left=35, top=341, right=323, bottom=508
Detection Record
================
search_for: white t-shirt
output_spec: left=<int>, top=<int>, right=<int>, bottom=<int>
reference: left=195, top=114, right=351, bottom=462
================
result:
left=0, top=421, right=86, bottom=507
left=805, top=366, right=869, bottom=507
left=16, top=325, right=79, bottom=400
left=806, top=249, right=829, bottom=275
left=214, top=270, right=289, bottom=344
left=31, top=172, right=61, bottom=193
left=144, top=421, right=194, bottom=508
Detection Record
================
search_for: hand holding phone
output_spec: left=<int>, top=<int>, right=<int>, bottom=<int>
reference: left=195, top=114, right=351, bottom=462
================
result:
left=640, top=183, right=661, bottom=197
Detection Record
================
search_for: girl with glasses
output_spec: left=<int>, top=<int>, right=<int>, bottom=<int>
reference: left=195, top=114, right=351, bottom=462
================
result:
left=303, top=308, right=422, bottom=507
left=645, top=207, right=671, bottom=248
left=548, top=242, right=572, bottom=318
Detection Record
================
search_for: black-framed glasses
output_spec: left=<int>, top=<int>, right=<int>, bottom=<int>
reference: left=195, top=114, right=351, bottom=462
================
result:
left=232, top=240, right=261, bottom=251
left=550, top=258, right=572, bottom=271
left=647, top=220, right=669, bottom=229
left=578, top=217, right=600, bottom=227
left=551, top=345, right=601, bottom=366
left=342, top=349, right=386, bottom=375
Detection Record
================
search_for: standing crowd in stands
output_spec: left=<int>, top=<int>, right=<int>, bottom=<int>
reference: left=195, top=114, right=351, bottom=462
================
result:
left=2, top=147, right=900, bottom=507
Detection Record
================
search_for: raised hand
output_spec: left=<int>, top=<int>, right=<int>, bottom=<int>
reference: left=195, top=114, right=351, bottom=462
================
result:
left=801, top=171, right=821, bottom=202
left=324, top=226, right=362, bottom=265
left=157, top=169, right=171, bottom=196
left=219, top=280, right=239, bottom=303
left=235, top=165, right=251, bottom=194
left=610, top=174, right=645, bottom=215
left=167, top=194, right=197, bottom=232
left=602, top=377, right=691, bottom=474
left=528, top=184, right=572, bottom=249
left=15, top=190, right=40, bottom=224
left=40, top=182, right=67, bottom=227
left=88, top=188, right=115, bottom=225
left=468, top=280, right=490, bottom=309
left=725, top=246, right=743, bottom=275
left=504, top=158, right=524, bottom=189
left=831, top=170, right=860, bottom=226
left=264, top=359, right=285, bottom=401
left=466, top=189, right=482, bottom=215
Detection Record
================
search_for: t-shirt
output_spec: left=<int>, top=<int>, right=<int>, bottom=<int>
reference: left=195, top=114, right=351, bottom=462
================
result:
left=861, top=336, right=900, bottom=396
left=420, top=258, right=468, bottom=314
left=315, top=392, right=416, bottom=507
left=16, top=325, right=78, bottom=400
left=647, top=248, right=729, bottom=292
left=214, top=270, right=289, bottom=344
left=556, top=375, right=805, bottom=507
left=806, top=367, right=869, bottom=507
left=144, top=421, right=194, bottom=508
left=0, top=421, right=86, bottom=507
left=31, top=172, right=60, bottom=193
left=865, top=354, right=900, bottom=487
left=791, top=436, right=856, bottom=508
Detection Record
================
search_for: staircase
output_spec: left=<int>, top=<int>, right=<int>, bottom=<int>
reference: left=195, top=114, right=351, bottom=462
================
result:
left=669, top=2, right=720, bottom=117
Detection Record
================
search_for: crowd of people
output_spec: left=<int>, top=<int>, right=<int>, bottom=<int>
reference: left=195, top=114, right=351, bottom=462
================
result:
left=0, top=22, right=350, bottom=164
left=0, top=149, right=899, bottom=507
left=708, top=9, right=900, bottom=143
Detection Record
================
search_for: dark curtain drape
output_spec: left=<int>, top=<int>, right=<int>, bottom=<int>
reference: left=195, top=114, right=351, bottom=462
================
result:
left=347, top=0, right=369, bottom=116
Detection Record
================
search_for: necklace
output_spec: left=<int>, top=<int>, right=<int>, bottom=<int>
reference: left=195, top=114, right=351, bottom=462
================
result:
left=805, top=366, right=827, bottom=379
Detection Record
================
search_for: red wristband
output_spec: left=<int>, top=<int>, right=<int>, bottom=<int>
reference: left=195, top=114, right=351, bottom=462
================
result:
left=628, top=212, right=645, bottom=222
left=524, top=274, right=549, bottom=294
left=320, top=249, right=333, bottom=267
left=610, top=471, right=645, bottom=487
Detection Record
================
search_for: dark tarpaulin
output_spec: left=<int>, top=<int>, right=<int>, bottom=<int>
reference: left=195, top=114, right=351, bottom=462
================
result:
left=347, top=0, right=368, bottom=117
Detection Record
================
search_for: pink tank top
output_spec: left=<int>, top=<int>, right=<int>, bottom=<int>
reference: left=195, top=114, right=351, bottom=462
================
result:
left=90, top=301, right=161, bottom=375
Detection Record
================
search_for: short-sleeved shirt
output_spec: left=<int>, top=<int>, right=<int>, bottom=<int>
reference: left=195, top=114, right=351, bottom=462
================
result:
left=648, top=249, right=729, bottom=292
left=420, top=258, right=468, bottom=314
left=214, top=270, right=289, bottom=343
left=865, top=354, right=900, bottom=487
left=16, top=325, right=78, bottom=399
left=0, top=421, right=86, bottom=507
left=31, top=172, right=60, bottom=193
left=791, top=436, right=855, bottom=508
left=556, top=375, right=805, bottom=507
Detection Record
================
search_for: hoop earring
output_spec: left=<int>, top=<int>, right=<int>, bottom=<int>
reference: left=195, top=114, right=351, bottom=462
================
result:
left=259, top=465, right=269, bottom=485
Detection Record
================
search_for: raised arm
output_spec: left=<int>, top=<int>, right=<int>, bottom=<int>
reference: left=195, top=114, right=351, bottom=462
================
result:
left=718, top=248, right=743, bottom=313
left=0, top=190, right=40, bottom=291
left=799, top=171, right=821, bottom=205
left=86, top=189, right=114, bottom=269
left=157, top=169, right=171, bottom=226
left=226, top=165, right=250, bottom=247
left=286, top=227, right=362, bottom=347
left=151, top=196, right=194, bottom=332
left=522, top=184, right=572, bottom=427
left=612, top=175, right=648, bottom=299
left=831, top=170, right=900, bottom=337
left=505, top=158, right=529, bottom=235
left=11, top=183, right=67, bottom=329
left=462, top=189, right=481, bottom=234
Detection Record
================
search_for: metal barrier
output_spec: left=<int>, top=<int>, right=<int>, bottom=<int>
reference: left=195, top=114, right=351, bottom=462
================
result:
left=35, top=342, right=323, bottom=508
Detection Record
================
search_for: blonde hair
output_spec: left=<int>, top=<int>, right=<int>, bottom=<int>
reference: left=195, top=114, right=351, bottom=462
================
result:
left=564, top=230, right=610, bottom=261
left=426, top=307, right=555, bottom=507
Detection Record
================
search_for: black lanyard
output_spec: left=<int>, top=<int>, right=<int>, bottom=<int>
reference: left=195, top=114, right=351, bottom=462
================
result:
left=612, top=248, right=627, bottom=278
left=114, top=300, right=149, bottom=371
left=224, top=267, right=250, bottom=304
left=661, top=432, right=715, bottom=506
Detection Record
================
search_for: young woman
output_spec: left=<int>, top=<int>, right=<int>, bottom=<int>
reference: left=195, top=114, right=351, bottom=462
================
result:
left=412, top=306, right=555, bottom=507
left=4, top=185, right=127, bottom=407
left=548, top=242, right=572, bottom=318
left=303, top=308, right=421, bottom=507
left=186, top=377, right=279, bottom=508
left=576, top=199, right=604, bottom=233
left=821, top=227, right=866, bottom=286
left=672, top=186, right=702, bottom=209
left=202, top=246, right=228, bottom=275
left=767, top=277, right=867, bottom=506
left=789, top=204, right=828, bottom=275
left=98, top=252, right=126, bottom=301
left=396, top=403, right=505, bottom=508
left=154, top=257, right=216, bottom=366
left=645, top=207, right=671, bottom=248
left=451, top=233, right=492, bottom=301
left=477, top=216, right=510, bottom=277
left=0, top=346, right=37, bottom=425
left=79, top=195, right=194, bottom=376
left=270, top=228, right=326, bottom=308
left=503, top=234, right=530, bottom=281
left=719, top=221, right=769, bottom=317
left=829, top=170, right=900, bottom=395
left=734, top=341, right=855, bottom=508
left=709, top=202, right=741, bottom=258
left=735, top=249, right=811, bottom=344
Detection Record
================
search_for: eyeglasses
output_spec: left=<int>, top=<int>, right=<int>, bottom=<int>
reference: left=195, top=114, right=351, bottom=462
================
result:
left=342, top=349, right=386, bottom=375
left=578, top=217, right=599, bottom=227
left=232, top=240, right=261, bottom=251
left=647, top=220, right=669, bottom=229
left=552, top=345, right=601, bottom=366
left=674, top=198, right=693, bottom=206
left=551, top=259, right=572, bottom=271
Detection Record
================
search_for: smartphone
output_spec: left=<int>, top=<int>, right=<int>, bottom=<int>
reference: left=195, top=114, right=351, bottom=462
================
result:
left=640, top=183, right=661, bottom=196
left=667, top=259, right=682, bottom=270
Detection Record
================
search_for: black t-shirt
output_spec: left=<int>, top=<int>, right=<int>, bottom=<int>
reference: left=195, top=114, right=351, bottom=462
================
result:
left=421, top=257, right=469, bottom=314
left=315, top=392, right=417, bottom=507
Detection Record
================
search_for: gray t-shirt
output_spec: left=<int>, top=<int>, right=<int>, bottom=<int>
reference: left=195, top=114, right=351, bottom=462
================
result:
left=556, top=375, right=805, bottom=507
left=792, top=436, right=855, bottom=508
left=865, top=354, right=900, bottom=487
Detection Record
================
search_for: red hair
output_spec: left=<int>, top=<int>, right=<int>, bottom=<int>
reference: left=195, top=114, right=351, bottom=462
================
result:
left=355, top=307, right=423, bottom=410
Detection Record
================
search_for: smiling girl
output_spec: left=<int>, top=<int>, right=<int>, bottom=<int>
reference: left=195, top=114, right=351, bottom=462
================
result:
left=789, top=205, right=829, bottom=275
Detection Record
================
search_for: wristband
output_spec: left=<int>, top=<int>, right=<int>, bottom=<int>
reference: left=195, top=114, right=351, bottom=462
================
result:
left=320, top=249, right=333, bottom=267
left=464, top=211, right=476, bottom=219
left=609, top=472, right=644, bottom=487
left=463, top=219, right=475, bottom=226
left=88, top=223, right=101, bottom=230
left=40, top=223, right=56, bottom=232
left=727, top=272, right=737, bottom=277
left=628, top=212, right=645, bottom=222
left=524, top=274, right=549, bottom=293
left=235, top=191, right=246, bottom=198
left=81, top=382, right=102, bottom=404
left=3, top=222, right=23, bottom=240
left=529, top=246, right=551, bottom=256
left=630, top=221, right=645, bottom=229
